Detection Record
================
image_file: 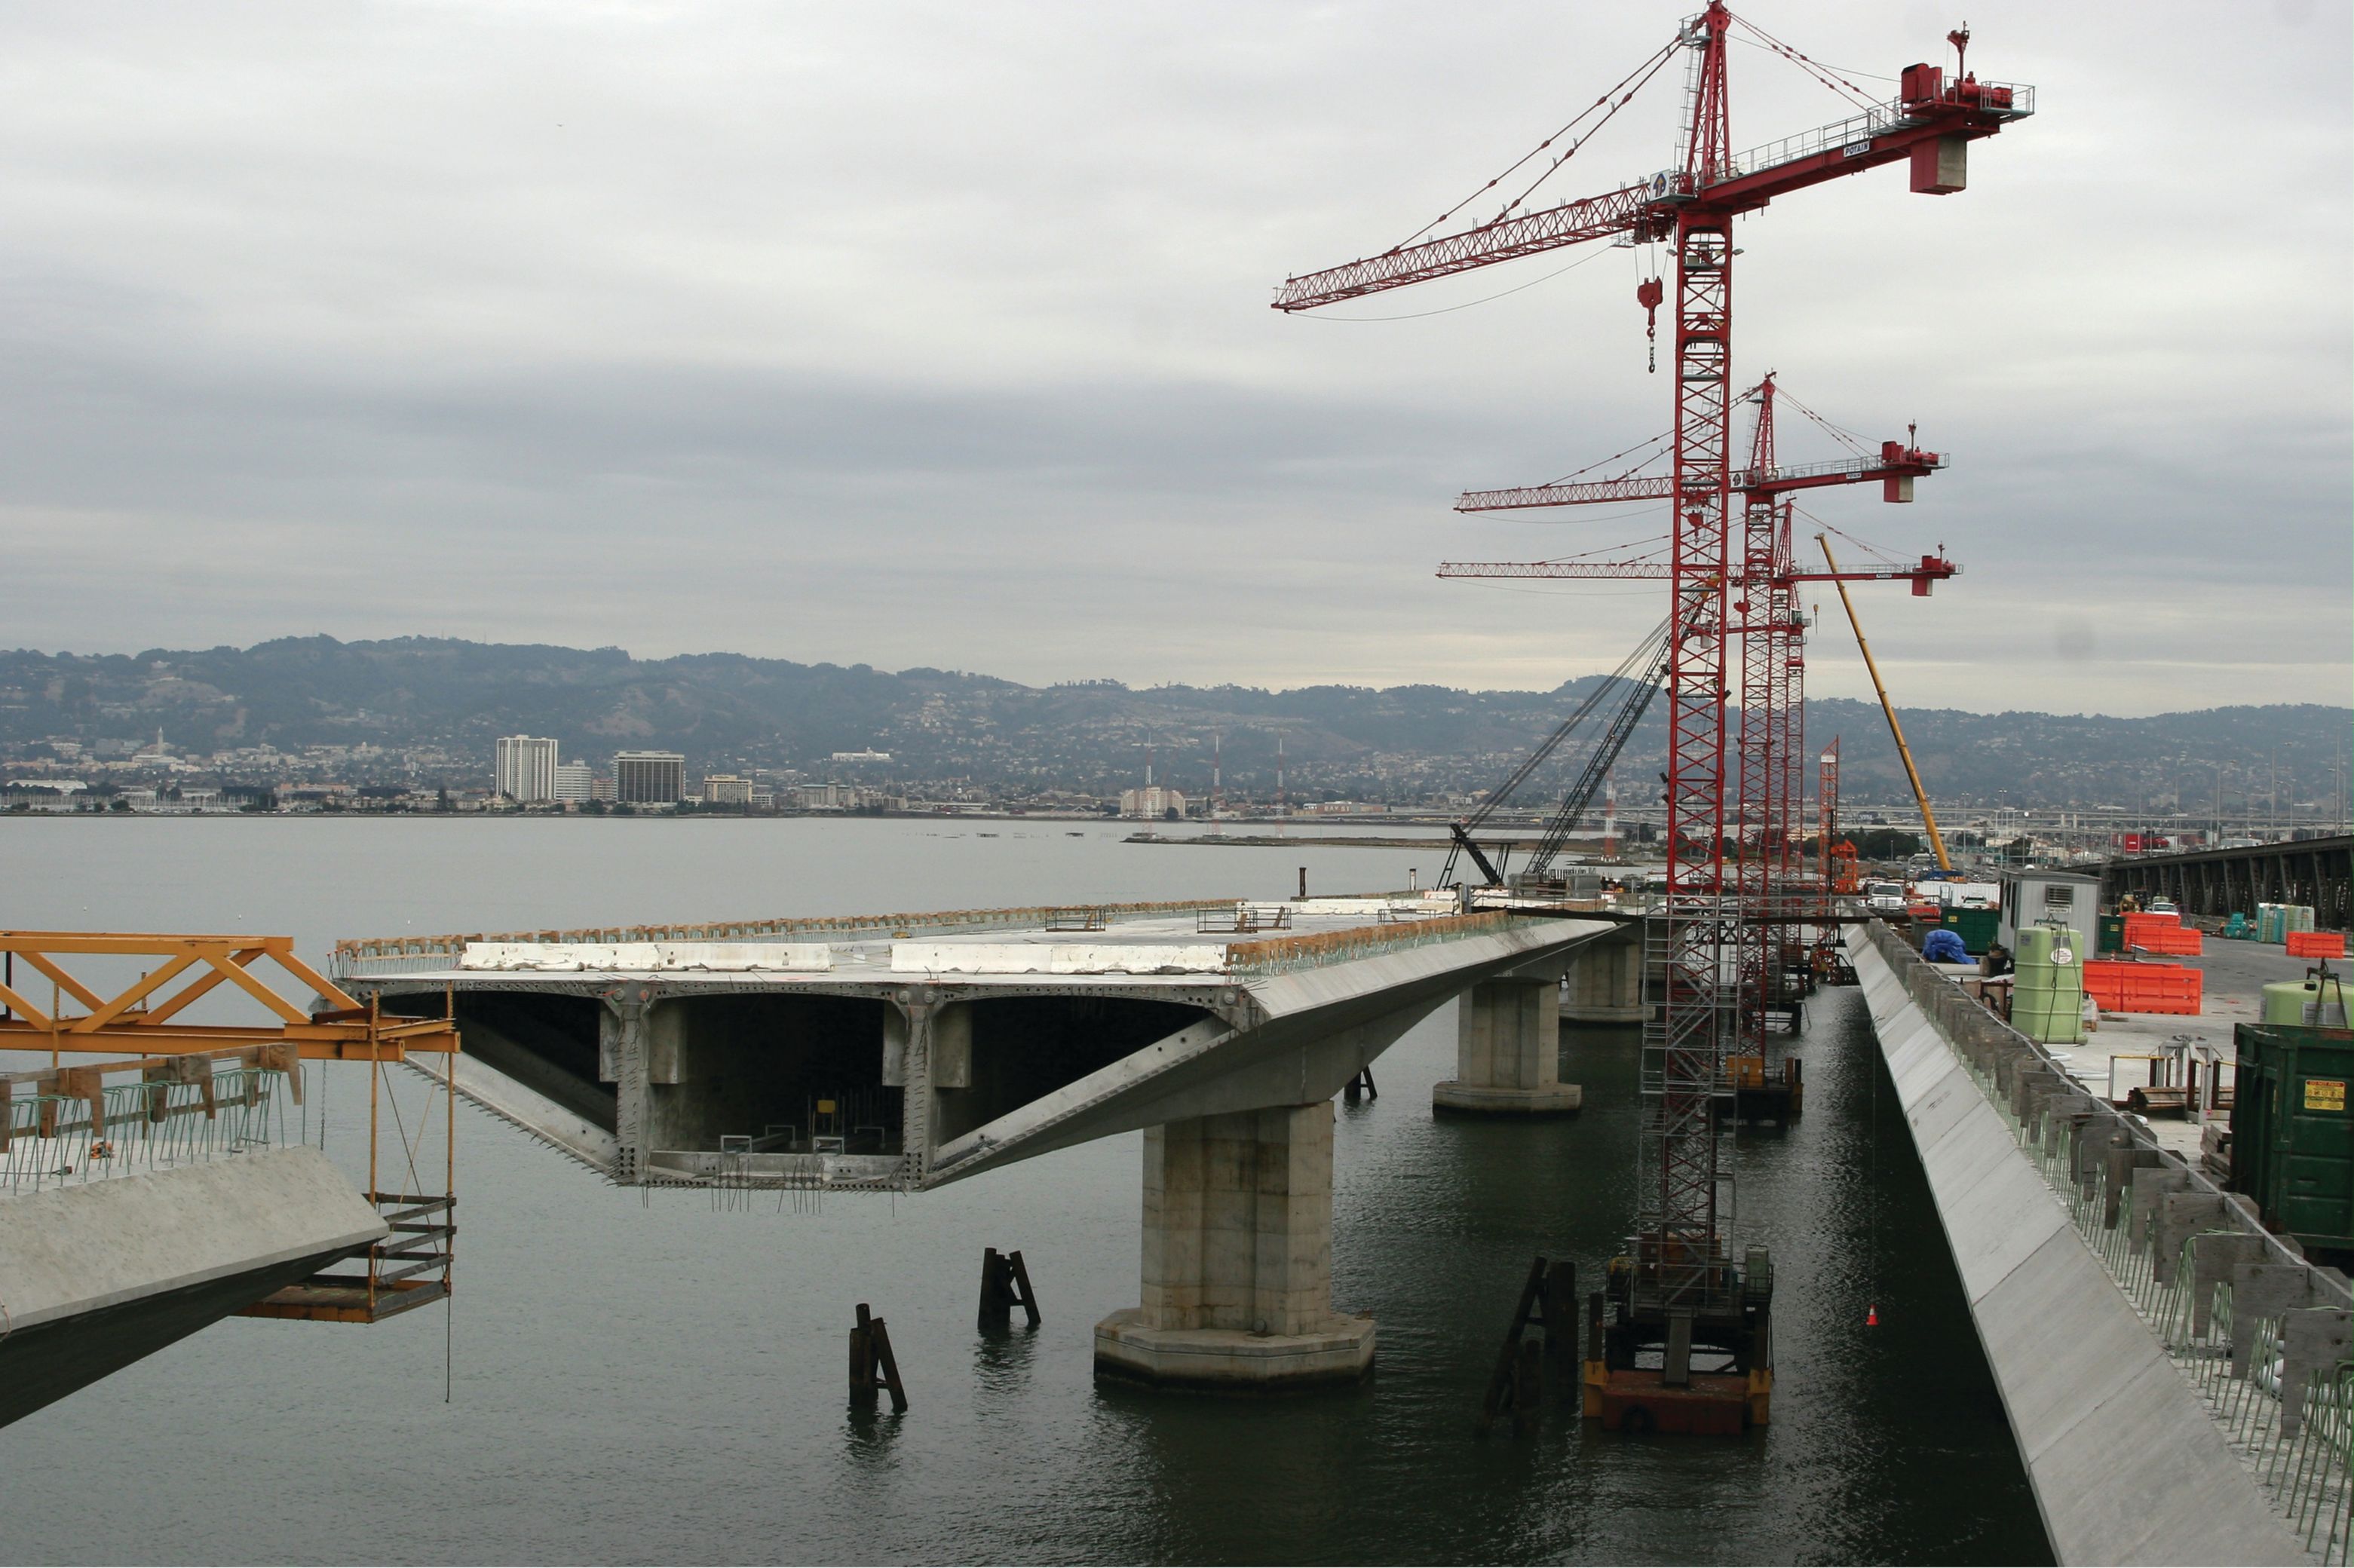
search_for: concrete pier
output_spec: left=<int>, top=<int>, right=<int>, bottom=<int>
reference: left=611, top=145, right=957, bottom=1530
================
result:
left=1433, top=979, right=1581, bottom=1115
left=1560, top=935, right=1646, bottom=1024
left=1095, top=1102, right=1373, bottom=1387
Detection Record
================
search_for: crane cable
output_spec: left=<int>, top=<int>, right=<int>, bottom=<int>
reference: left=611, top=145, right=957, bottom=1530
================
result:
left=1522, top=529, right=1672, bottom=567
left=1772, top=382, right=1875, bottom=458
left=1523, top=583, right=1715, bottom=879
left=1727, top=14, right=1881, bottom=112
left=1393, top=36, right=1681, bottom=252
left=1801, top=513, right=1911, bottom=571
left=1532, top=427, right=1673, bottom=491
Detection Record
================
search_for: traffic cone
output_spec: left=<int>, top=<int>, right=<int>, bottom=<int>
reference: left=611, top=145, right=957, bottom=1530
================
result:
left=1865, top=1303, right=1880, bottom=1328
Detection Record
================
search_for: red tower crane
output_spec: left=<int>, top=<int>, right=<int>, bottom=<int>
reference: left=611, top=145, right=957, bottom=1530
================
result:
left=1442, top=374, right=1956, bottom=1049
left=1274, top=5, right=2031, bottom=1430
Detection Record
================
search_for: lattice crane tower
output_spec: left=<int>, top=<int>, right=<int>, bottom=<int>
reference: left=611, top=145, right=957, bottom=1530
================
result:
left=1274, top=5, right=2032, bottom=1427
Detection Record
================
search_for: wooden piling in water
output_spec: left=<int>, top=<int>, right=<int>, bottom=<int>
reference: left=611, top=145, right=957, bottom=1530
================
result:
left=851, top=1302, right=909, bottom=1413
left=1479, top=1256, right=1550, bottom=1434
left=979, top=1247, right=1041, bottom=1329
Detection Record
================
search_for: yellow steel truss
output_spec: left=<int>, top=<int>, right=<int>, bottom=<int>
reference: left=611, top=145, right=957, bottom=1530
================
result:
left=0, top=932, right=457, bottom=1060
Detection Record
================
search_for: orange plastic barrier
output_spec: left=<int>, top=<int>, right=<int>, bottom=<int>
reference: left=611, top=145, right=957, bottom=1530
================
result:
left=2288, top=931, right=2347, bottom=959
left=2128, top=918, right=2193, bottom=951
left=2083, top=960, right=2202, bottom=1015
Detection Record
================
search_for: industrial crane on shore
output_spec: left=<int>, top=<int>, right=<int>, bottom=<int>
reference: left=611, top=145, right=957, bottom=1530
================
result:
left=1436, top=612, right=1671, bottom=891
left=1819, top=534, right=1957, bottom=873
left=1275, top=4, right=2031, bottom=1429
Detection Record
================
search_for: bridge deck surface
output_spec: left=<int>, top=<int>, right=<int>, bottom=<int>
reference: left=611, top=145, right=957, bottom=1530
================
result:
left=375, top=897, right=1480, bottom=990
left=1931, top=939, right=2320, bottom=1162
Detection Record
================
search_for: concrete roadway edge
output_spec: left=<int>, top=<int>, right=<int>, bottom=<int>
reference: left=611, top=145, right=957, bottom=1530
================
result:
left=1847, top=935, right=2311, bottom=1567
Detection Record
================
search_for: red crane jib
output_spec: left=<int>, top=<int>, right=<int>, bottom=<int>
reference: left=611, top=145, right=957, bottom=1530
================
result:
left=1272, top=74, right=2028, bottom=314
left=1434, top=555, right=1959, bottom=591
left=1454, top=444, right=1944, bottom=513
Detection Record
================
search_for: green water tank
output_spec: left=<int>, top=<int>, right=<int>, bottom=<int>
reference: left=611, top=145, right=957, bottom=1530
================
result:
left=2013, top=924, right=2086, bottom=1044
left=2264, top=975, right=2352, bottom=1028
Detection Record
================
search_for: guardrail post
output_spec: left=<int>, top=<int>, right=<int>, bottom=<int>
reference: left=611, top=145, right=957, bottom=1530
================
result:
left=2127, top=1166, right=2190, bottom=1256
left=2189, top=1233, right=2266, bottom=1337
left=2153, top=1193, right=2228, bottom=1285
left=2279, top=1308, right=2350, bottom=1438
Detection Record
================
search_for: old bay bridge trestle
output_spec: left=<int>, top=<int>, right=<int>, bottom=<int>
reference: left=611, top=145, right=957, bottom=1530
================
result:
left=2102, top=835, right=2351, bottom=933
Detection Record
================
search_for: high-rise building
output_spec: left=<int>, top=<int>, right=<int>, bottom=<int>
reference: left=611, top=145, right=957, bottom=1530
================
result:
left=614, top=751, right=686, bottom=804
left=1119, top=785, right=1189, bottom=819
left=495, top=736, right=560, bottom=802
left=700, top=773, right=752, bottom=806
left=552, top=760, right=596, bottom=804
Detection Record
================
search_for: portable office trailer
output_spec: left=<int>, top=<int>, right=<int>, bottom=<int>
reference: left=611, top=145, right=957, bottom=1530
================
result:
left=1997, top=868, right=2104, bottom=951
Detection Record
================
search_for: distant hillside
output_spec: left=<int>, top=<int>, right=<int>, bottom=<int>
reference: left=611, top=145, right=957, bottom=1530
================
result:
left=0, top=636, right=2342, bottom=811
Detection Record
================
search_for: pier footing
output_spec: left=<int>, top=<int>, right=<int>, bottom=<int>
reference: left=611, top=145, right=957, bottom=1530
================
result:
left=1433, top=979, right=1581, bottom=1115
left=1093, top=1309, right=1376, bottom=1389
left=1093, top=1103, right=1375, bottom=1389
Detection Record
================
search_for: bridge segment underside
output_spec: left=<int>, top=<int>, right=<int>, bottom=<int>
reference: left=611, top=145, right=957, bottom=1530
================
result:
left=342, top=905, right=1614, bottom=1196
left=344, top=902, right=1613, bottom=1388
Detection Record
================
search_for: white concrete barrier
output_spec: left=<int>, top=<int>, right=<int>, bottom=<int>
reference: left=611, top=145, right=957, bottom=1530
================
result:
left=890, top=942, right=1230, bottom=976
left=460, top=941, right=832, bottom=972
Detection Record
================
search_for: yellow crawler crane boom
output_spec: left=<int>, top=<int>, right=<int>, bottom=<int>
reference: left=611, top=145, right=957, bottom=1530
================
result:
left=1816, top=536, right=1953, bottom=873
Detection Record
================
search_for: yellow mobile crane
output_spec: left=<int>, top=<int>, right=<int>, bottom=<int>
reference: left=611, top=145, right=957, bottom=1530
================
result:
left=1817, top=535, right=1953, bottom=873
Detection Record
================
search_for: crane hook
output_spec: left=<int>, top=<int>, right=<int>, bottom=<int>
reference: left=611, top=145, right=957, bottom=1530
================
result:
left=1637, top=277, right=1665, bottom=373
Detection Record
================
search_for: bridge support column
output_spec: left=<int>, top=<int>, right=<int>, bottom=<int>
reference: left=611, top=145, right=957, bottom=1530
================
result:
left=1433, top=979, right=1582, bottom=1114
left=1094, top=1102, right=1375, bottom=1389
left=607, top=988, right=654, bottom=1184
left=1560, top=938, right=1645, bottom=1025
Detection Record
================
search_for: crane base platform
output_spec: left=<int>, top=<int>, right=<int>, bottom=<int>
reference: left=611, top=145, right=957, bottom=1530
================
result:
left=1585, top=1365, right=1771, bottom=1434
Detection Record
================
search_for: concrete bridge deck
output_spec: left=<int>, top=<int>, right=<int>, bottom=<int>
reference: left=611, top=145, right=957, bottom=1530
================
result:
left=1850, top=919, right=2349, bottom=1563
left=333, top=893, right=1627, bottom=1387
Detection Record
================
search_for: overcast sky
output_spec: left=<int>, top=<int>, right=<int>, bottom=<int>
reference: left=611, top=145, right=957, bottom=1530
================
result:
left=0, top=1, right=2345, bottom=716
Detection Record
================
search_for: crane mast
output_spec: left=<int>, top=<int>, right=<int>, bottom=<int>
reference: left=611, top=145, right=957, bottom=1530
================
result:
left=1274, top=2, right=2031, bottom=1430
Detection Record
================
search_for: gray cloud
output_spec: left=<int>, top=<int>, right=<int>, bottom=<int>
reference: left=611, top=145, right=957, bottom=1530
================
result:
left=0, top=1, right=2345, bottom=715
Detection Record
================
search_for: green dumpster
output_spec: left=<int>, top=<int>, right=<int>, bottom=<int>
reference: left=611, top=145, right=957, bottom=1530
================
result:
left=2230, top=1022, right=2354, bottom=1265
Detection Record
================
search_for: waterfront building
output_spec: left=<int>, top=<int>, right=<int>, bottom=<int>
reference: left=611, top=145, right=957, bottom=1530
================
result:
left=701, top=773, right=752, bottom=806
left=614, top=751, right=686, bottom=804
left=495, top=736, right=560, bottom=802
left=551, top=761, right=595, bottom=803
left=1119, top=785, right=1189, bottom=819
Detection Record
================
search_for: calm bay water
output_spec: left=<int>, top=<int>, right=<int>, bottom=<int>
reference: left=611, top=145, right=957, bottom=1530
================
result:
left=0, top=818, right=2048, bottom=1564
